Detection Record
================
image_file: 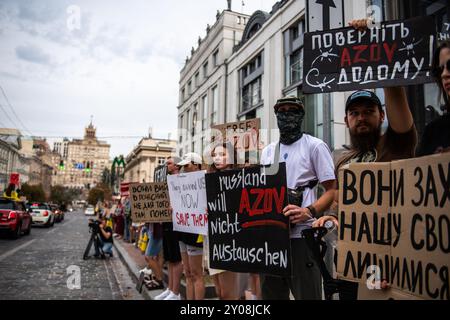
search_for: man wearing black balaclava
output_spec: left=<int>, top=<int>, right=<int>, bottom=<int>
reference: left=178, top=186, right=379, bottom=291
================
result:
left=260, top=96, right=337, bottom=300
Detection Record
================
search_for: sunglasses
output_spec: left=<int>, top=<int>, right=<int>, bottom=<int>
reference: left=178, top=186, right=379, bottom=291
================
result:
left=433, top=59, right=450, bottom=77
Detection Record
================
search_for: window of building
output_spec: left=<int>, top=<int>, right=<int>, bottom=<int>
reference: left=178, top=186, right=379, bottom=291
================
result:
left=179, top=114, right=185, bottom=143
left=203, top=62, right=208, bottom=79
left=192, top=103, right=198, bottom=137
left=211, top=86, right=218, bottom=125
left=194, top=72, right=200, bottom=87
left=212, top=50, right=219, bottom=67
left=187, top=80, right=192, bottom=95
left=242, top=77, right=262, bottom=112
left=202, top=95, right=208, bottom=130
left=158, top=157, right=165, bottom=165
left=284, top=19, right=305, bottom=87
left=240, top=52, right=264, bottom=114
left=201, top=137, right=205, bottom=155
left=367, top=0, right=385, bottom=21
left=186, top=109, right=191, bottom=137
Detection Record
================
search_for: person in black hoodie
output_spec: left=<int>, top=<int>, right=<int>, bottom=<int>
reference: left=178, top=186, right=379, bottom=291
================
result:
left=417, top=40, right=450, bottom=156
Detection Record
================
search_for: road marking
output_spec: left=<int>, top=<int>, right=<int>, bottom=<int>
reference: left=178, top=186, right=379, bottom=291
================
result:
left=0, top=239, right=37, bottom=262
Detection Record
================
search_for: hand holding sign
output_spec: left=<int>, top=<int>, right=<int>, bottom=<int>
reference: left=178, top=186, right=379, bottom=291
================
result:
left=348, top=18, right=371, bottom=31
left=283, top=204, right=312, bottom=224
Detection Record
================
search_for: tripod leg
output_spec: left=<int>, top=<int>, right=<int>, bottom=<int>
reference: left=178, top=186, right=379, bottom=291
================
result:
left=83, top=234, right=95, bottom=260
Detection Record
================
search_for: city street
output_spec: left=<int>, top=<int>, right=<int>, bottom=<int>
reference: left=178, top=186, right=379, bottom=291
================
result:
left=0, top=210, right=142, bottom=300
left=0, top=0, right=449, bottom=304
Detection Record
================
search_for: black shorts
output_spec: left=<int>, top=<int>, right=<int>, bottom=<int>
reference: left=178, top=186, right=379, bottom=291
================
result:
left=163, top=229, right=182, bottom=263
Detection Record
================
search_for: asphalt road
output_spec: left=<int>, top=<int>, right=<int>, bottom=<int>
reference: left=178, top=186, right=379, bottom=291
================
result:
left=0, top=210, right=142, bottom=300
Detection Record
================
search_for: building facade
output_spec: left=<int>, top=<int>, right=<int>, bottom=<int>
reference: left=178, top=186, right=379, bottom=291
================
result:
left=53, top=138, right=70, bottom=158
left=177, top=8, right=250, bottom=157
left=52, top=122, right=110, bottom=189
left=123, top=137, right=177, bottom=184
left=178, top=0, right=447, bottom=161
left=0, top=128, right=21, bottom=191
left=0, top=129, right=54, bottom=197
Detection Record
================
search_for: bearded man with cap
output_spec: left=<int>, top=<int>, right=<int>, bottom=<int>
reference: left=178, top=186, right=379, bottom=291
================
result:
left=314, top=86, right=417, bottom=299
left=260, top=96, right=337, bottom=300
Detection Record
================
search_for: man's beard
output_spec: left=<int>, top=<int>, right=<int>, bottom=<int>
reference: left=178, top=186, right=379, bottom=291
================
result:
left=349, top=124, right=381, bottom=153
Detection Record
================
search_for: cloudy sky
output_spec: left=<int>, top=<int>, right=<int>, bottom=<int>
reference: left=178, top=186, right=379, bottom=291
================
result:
left=0, top=0, right=275, bottom=158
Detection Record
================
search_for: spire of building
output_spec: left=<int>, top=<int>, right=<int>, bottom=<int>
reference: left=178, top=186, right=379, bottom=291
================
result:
left=85, top=118, right=96, bottom=140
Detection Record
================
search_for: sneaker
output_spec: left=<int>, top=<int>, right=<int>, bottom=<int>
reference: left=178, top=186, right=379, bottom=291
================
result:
left=154, top=288, right=171, bottom=300
left=164, top=292, right=181, bottom=300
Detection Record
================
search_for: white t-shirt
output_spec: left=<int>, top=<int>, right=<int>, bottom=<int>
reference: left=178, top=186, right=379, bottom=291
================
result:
left=260, top=134, right=336, bottom=238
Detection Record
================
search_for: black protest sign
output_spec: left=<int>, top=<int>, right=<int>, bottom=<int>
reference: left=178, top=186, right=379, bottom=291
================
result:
left=154, top=164, right=168, bottom=183
left=303, top=16, right=436, bottom=93
left=205, top=163, right=291, bottom=277
left=438, top=20, right=450, bottom=42
left=337, top=153, right=450, bottom=300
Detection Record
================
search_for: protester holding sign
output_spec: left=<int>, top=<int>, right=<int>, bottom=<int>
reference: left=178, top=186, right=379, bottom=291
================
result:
left=314, top=18, right=418, bottom=299
left=260, top=96, right=336, bottom=300
left=205, top=141, right=240, bottom=300
left=142, top=222, right=164, bottom=290
left=417, top=40, right=450, bottom=156
left=155, top=157, right=184, bottom=301
left=176, top=152, right=205, bottom=300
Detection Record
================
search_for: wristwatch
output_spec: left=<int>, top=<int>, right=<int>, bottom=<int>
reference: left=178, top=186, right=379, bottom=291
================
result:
left=306, top=205, right=317, bottom=218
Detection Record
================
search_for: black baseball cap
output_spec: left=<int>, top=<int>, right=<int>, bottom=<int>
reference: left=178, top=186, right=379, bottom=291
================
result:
left=345, top=90, right=383, bottom=113
left=274, top=95, right=304, bottom=112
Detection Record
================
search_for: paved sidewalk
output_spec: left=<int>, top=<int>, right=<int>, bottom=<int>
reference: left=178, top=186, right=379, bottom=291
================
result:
left=113, top=236, right=218, bottom=300
left=113, top=237, right=165, bottom=300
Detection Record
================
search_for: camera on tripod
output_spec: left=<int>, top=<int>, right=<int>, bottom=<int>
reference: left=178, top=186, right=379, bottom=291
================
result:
left=88, top=219, right=101, bottom=233
left=84, top=219, right=104, bottom=260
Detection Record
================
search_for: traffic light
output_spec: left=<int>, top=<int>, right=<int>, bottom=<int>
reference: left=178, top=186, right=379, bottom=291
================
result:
left=59, top=160, right=65, bottom=170
left=85, top=161, right=91, bottom=173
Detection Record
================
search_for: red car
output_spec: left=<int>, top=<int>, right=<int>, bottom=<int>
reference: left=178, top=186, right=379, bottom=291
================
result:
left=0, top=197, right=32, bottom=239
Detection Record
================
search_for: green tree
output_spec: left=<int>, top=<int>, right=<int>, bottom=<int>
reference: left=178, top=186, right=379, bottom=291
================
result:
left=87, top=188, right=105, bottom=206
left=50, top=185, right=80, bottom=206
left=87, top=184, right=112, bottom=206
left=20, top=183, right=46, bottom=202
left=50, top=185, right=65, bottom=204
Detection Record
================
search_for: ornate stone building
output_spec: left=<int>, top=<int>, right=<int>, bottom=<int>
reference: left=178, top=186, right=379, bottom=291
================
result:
left=123, top=136, right=176, bottom=184
left=52, top=122, right=110, bottom=189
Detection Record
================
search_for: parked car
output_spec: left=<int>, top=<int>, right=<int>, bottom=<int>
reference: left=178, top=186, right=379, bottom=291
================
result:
left=84, top=205, right=95, bottom=216
left=0, top=197, right=32, bottom=239
left=50, top=204, right=64, bottom=222
left=30, top=202, right=55, bottom=227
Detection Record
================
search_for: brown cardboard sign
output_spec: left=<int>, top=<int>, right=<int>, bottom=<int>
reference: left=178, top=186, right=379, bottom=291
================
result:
left=129, top=182, right=171, bottom=223
left=337, top=153, right=450, bottom=300
left=211, top=118, right=260, bottom=151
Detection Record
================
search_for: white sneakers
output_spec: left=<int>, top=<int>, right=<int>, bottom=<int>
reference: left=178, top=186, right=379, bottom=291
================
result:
left=154, top=288, right=171, bottom=300
left=164, top=292, right=181, bottom=300
left=154, top=289, right=181, bottom=300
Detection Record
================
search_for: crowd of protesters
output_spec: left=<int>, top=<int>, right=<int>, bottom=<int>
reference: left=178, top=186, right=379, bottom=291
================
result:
left=106, top=19, right=449, bottom=301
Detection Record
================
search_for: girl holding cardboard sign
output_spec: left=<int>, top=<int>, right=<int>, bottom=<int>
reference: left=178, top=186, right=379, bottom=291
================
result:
left=205, top=141, right=241, bottom=300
